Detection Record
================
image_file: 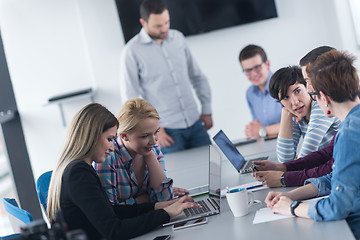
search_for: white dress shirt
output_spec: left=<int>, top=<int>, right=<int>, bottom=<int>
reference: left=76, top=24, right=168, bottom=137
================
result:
left=120, top=28, right=211, bottom=129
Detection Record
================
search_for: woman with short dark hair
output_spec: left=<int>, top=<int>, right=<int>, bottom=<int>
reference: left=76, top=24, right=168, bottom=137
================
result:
left=265, top=50, right=360, bottom=239
left=269, top=65, right=340, bottom=163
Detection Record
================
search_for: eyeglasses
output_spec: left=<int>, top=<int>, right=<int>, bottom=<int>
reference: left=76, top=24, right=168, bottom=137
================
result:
left=243, top=63, right=264, bottom=75
left=309, top=92, right=319, bottom=101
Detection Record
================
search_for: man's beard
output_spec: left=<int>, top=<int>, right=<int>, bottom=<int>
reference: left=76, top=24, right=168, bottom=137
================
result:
left=149, top=31, right=167, bottom=40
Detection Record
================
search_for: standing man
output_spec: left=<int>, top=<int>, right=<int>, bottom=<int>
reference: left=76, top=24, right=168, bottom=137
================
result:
left=239, top=45, right=282, bottom=139
left=120, top=0, right=212, bottom=154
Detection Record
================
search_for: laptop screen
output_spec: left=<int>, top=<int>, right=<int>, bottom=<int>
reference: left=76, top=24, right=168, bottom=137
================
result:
left=209, top=145, right=221, bottom=198
left=213, top=130, right=245, bottom=172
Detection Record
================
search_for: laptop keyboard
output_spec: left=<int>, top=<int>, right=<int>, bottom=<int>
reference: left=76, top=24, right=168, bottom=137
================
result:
left=243, top=160, right=254, bottom=169
left=250, top=156, right=269, bottom=161
left=183, top=200, right=212, bottom=217
left=244, top=156, right=268, bottom=169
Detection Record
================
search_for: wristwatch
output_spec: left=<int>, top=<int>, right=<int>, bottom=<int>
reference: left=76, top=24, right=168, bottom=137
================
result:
left=280, top=173, right=286, bottom=187
left=290, top=200, right=302, bottom=217
left=259, top=127, right=267, bottom=138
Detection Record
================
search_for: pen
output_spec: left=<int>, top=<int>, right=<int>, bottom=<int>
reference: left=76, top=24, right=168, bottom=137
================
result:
left=229, top=188, right=246, bottom=193
left=229, top=184, right=263, bottom=193
left=246, top=184, right=263, bottom=190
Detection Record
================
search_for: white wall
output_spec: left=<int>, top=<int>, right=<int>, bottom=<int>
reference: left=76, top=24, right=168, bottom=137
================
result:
left=0, top=0, right=359, bottom=179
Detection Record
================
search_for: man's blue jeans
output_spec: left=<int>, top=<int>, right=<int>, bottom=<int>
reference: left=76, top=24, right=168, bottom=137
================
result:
left=161, top=119, right=211, bottom=154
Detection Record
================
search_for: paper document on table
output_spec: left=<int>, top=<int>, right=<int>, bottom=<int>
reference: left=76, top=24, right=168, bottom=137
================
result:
left=221, top=181, right=268, bottom=197
left=303, top=195, right=328, bottom=203
left=253, top=195, right=329, bottom=224
left=253, top=207, right=293, bottom=224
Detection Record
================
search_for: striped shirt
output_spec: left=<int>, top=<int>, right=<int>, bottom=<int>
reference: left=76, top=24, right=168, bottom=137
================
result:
left=94, top=136, right=173, bottom=205
left=277, top=101, right=341, bottom=162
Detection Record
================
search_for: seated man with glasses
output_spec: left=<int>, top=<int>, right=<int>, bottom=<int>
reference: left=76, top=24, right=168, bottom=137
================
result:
left=239, top=45, right=282, bottom=139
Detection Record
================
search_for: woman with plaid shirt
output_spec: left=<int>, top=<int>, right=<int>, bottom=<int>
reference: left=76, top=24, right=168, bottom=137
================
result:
left=95, top=98, right=187, bottom=205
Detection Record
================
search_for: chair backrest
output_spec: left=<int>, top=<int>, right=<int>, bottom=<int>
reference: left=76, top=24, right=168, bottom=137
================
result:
left=2, top=198, right=33, bottom=233
left=0, top=233, right=22, bottom=239
left=36, top=171, right=52, bottom=212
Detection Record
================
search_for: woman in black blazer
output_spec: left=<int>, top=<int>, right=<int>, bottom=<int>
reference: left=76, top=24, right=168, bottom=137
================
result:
left=47, top=103, right=197, bottom=240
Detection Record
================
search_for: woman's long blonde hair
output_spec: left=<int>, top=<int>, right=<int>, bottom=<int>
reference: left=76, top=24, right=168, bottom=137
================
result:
left=47, top=103, right=118, bottom=222
left=117, top=98, right=160, bottom=134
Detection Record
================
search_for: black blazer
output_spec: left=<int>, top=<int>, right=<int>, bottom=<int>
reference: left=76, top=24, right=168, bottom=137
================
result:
left=60, top=160, right=170, bottom=240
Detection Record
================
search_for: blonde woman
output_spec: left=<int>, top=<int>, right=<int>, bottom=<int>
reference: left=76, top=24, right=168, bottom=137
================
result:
left=47, top=103, right=198, bottom=240
left=94, top=98, right=188, bottom=205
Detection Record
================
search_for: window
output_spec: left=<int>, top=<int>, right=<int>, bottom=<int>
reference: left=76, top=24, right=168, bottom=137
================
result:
left=349, top=0, right=360, bottom=47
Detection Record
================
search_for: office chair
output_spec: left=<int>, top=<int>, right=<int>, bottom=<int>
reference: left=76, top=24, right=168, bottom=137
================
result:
left=0, top=234, right=21, bottom=239
left=2, top=198, right=33, bottom=233
left=36, top=170, right=52, bottom=213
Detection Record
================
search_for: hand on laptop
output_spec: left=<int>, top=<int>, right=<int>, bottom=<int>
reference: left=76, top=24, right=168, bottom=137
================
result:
left=250, top=160, right=286, bottom=172
left=252, top=171, right=283, bottom=188
left=161, top=196, right=201, bottom=218
left=173, top=187, right=189, bottom=197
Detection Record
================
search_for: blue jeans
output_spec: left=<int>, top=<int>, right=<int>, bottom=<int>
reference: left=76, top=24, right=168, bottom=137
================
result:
left=161, top=119, right=211, bottom=154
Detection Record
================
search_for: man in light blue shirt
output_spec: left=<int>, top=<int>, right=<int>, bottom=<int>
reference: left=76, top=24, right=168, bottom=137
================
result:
left=239, top=45, right=282, bottom=138
left=120, top=0, right=212, bottom=154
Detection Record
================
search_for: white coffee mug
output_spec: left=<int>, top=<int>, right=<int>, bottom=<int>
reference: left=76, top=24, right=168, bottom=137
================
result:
left=226, top=189, right=255, bottom=217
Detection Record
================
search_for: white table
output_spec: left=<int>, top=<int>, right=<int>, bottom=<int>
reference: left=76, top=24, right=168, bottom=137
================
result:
left=134, top=139, right=355, bottom=240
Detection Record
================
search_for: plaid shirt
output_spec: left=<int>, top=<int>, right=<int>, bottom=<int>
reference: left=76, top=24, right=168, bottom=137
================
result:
left=94, top=137, right=173, bottom=205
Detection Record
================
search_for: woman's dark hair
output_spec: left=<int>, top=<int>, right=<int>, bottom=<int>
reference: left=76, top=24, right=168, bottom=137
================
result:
left=308, top=50, right=359, bottom=103
left=269, top=65, right=306, bottom=101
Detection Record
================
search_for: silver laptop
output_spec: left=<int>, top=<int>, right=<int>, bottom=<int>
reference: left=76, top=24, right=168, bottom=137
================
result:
left=213, top=130, right=268, bottom=174
left=163, top=145, right=221, bottom=226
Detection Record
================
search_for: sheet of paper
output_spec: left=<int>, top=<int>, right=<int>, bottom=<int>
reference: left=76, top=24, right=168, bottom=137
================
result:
left=253, top=207, right=293, bottom=224
left=221, top=181, right=268, bottom=197
left=252, top=195, right=329, bottom=224
left=303, top=195, right=328, bottom=203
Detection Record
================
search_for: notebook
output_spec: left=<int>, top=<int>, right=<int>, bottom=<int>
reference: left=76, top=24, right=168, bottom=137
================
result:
left=213, top=130, right=268, bottom=174
left=163, top=145, right=221, bottom=226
